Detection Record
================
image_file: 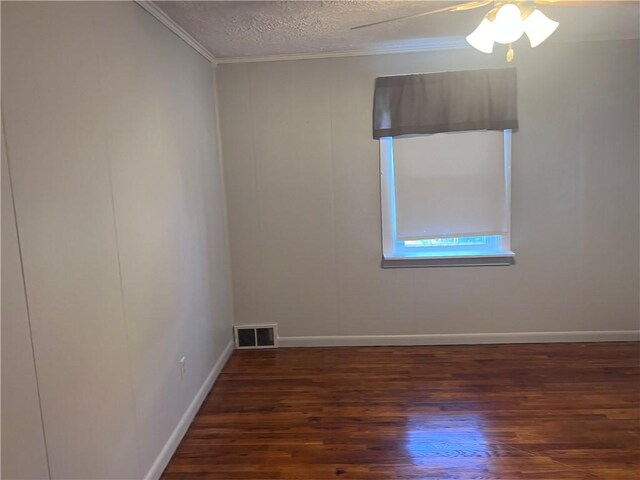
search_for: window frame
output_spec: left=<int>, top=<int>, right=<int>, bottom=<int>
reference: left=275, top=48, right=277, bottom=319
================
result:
left=379, top=130, right=515, bottom=268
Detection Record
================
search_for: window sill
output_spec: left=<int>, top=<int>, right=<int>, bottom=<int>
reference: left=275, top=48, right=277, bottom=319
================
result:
left=381, top=251, right=515, bottom=268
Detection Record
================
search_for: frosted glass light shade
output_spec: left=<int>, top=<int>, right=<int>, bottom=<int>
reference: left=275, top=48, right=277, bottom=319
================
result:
left=492, top=3, right=524, bottom=44
left=524, top=9, right=559, bottom=47
left=466, top=18, right=495, bottom=54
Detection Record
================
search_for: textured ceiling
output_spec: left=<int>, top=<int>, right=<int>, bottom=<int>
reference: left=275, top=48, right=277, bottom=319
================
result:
left=155, top=1, right=640, bottom=60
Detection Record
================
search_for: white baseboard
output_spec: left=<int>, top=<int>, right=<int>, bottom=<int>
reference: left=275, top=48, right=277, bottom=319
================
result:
left=144, top=339, right=234, bottom=480
left=278, top=330, right=640, bottom=347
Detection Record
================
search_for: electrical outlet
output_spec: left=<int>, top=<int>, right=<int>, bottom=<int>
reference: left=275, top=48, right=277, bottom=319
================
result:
left=179, top=356, right=186, bottom=378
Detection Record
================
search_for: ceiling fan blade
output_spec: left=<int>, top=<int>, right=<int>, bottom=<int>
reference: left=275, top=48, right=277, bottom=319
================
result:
left=450, top=0, right=498, bottom=11
left=534, top=0, right=636, bottom=6
left=351, top=0, right=493, bottom=30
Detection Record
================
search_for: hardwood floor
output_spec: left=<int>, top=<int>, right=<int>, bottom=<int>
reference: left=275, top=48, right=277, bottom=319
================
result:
left=162, top=343, right=640, bottom=479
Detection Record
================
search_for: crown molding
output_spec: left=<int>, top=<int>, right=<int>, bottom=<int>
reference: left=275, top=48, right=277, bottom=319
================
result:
left=215, top=32, right=639, bottom=65
left=216, top=38, right=469, bottom=64
left=135, top=1, right=216, bottom=64
left=564, top=30, right=640, bottom=44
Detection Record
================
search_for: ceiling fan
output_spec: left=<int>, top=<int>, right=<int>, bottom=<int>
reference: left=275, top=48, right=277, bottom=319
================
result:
left=351, top=1, right=632, bottom=62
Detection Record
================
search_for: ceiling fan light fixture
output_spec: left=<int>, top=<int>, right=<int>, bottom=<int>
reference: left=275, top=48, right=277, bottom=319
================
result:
left=466, top=17, right=495, bottom=53
left=523, top=9, right=559, bottom=48
left=492, top=3, right=525, bottom=44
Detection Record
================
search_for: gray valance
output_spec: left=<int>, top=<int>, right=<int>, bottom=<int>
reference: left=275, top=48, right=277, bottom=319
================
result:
left=373, top=68, right=518, bottom=139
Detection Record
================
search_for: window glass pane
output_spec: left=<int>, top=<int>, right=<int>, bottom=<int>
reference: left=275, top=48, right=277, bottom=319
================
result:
left=393, top=131, right=507, bottom=240
left=378, top=131, right=512, bottom=263
left=403, top=235, right=498, bottom=248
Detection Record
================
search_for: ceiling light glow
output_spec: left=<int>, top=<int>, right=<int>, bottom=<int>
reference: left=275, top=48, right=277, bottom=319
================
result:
left=466, top=18, right=495, bottom=54
left=492, top=3, right=525, bottom=44
left=523, top=9, right=559, bottom=47
left=465, top=4, right=559, bottom=61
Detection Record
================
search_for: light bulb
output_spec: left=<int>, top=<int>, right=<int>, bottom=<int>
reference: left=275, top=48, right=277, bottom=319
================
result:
left=524, top=9, right=559, bottom=48
left=466, top=18, right=495, bottom=54
left=492, top=3, right=524, bottom=44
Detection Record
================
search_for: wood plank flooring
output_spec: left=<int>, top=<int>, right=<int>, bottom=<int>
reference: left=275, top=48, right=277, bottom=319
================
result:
left=162, top=343, right=640, bottom=479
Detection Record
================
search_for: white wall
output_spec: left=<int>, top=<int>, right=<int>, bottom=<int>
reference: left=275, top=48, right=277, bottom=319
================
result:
left=217, top=39, right=640, bottom=343
left=1, top=2, right=233, bottom=479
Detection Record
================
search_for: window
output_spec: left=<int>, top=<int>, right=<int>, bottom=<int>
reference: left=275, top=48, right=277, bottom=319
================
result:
left=380, top=130, right=514, bottom=268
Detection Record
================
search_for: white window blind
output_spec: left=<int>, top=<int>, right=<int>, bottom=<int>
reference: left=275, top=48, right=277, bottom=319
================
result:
left=392, top=131, right=508, bottom=241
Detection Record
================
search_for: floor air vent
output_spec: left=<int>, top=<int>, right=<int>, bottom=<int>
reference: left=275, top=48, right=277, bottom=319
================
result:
left=234, top=325, right=278, bottom=349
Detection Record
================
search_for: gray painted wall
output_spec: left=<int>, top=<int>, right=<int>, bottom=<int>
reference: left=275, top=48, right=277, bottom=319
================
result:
left=217, top=40, right=639, bottom=341
left=2, top=121, right=50, bottom=479
left=1, top=2, right=233, bottom=478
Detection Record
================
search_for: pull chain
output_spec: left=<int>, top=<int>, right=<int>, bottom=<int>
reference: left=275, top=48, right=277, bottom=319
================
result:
left=506, top=43, right=514, bottom=62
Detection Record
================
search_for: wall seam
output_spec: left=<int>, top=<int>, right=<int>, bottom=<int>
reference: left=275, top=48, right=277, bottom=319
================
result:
left=211, top=64, right=237, bottom=331
left=327, top=60, right=342, bottom=332
left=88, top=8, right=143, bottom=477
left=2, top=111, right=53, bottom=480
left=247, top=63, right=266, bottom=324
